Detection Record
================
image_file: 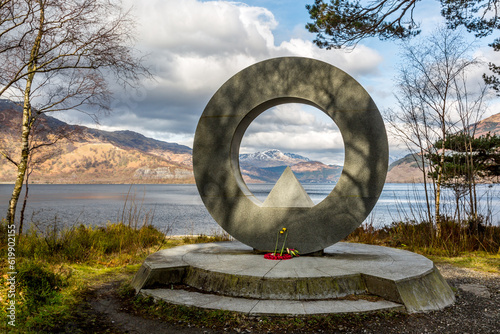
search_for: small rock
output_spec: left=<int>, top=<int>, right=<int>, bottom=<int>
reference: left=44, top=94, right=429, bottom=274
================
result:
left=458, top=284, right=491, bottom=298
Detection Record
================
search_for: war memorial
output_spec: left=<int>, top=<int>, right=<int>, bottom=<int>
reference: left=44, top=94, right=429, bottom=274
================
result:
left=132, top=57, right=455, bottom=315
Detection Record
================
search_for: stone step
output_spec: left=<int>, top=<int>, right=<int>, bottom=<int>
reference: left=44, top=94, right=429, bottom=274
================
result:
left=183, top=266, right=367, bottom=300
left=132, top=242, right=456, bottom=313
left=141, top=288, right=405, bottom=316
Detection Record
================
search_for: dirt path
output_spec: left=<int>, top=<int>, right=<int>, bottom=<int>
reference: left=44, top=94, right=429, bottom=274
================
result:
left=88, top=281, right=219, bottom=334
left=85, top=264, right=500, bottom=334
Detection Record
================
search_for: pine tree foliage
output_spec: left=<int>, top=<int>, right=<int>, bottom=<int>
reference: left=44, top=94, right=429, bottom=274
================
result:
left=306, top=0, right=499, bottom=93
left=427, top=132, right=500, bottom=184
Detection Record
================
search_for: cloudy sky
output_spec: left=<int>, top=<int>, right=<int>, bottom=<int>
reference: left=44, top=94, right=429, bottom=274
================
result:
left=54, top=0, right=500, bottom=165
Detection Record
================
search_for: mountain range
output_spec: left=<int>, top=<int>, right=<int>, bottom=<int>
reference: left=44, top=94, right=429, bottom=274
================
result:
left=240, top=150, right=342, bottom=184
left=240, top=150, right=310, bottom=167
left=0, top=100, right=194, bottom=184
left=1, top=99, right=499, bottom=184
left=0, top=100, right=342, bottom=184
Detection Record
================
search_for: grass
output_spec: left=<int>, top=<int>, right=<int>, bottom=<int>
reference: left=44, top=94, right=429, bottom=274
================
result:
left=427, top=252, right=500, bottom=274
left=345, top=217, right=500, bottom=257
left=0, top=220, right=165, bottom=333
left=0, top=216, right=235, bottom=333
left=180, top=231, right=232, bottom=244
left=18, top=222, right=166, bottom=263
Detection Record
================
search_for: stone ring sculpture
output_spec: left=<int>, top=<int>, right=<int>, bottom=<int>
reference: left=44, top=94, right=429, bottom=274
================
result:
left=193, top=57, right=388, bottom=254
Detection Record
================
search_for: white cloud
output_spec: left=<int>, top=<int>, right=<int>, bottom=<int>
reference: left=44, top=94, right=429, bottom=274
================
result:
left=134, top=0, right=277, bottom=57
left=81, top=0, right=386, bottom=162
left=135, top=0, right=383, bottom=92
left=256, top=104, right=316, bottom=127
left=36, top=0, right=500, bottom=167
left=242, top=130, right=343, bottom=151
left=239, top=104, right=346, bottom=164
left=274, top=39, right=383, bottom=76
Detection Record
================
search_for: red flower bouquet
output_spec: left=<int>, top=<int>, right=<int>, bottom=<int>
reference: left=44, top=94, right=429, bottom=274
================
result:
left=264, top=253, right=292, bottom=260
left=263, top=227, right=299, bottom=260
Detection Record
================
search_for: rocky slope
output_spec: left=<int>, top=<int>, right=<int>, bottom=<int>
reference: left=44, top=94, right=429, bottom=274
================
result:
left=0, top=100, right=194, bottom=184
left=474, top=112, right=500, bottom=137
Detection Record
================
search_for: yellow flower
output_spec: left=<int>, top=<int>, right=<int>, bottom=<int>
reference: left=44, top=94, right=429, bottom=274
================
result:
left=280, top=231, right=284, bottom=234
left=282, top=228, right=287, bottom=231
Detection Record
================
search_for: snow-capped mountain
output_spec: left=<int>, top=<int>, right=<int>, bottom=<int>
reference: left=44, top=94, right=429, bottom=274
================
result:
left=239, top=149, right=310, bottom=168
left=238, top=149, right=342, bottom=183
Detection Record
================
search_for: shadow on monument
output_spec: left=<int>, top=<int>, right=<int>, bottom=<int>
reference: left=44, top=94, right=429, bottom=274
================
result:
left=193, top=57, right=387, bottom=254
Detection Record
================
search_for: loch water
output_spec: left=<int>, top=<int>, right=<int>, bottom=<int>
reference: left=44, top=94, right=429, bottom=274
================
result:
left=1, top=183, right=499, bottom=235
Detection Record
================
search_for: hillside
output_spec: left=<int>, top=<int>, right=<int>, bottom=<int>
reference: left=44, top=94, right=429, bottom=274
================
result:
left=240, top=159, right=342, bottom=184
left=386, top=112, right=500, bottom=183
left=0, top=100, right=194, bottom=184
left=3, top=99, right=498, bottom=184
left=474, top=113, right=500, bottom=137
left=386, top=154, right=426, bottom=183
left=238, top=149, right=342, bottom=183
left=0, top=100, right=343, bottom=184
left=239, top=149, right=310, bottom=168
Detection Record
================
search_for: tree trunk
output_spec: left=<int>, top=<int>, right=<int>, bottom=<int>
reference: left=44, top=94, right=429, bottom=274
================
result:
left=420, top=152, right=433, bottom=224
left=435, top=124, right=447, bottom=238
left=7, top=103, right=32, bottom=226
left=6, top=2, right=44, bottom=228
left=469, top=142, right=478, bottom=221
left=435, top=173, right=442, bottom=237
left=19, top=162, right=33, bottom=236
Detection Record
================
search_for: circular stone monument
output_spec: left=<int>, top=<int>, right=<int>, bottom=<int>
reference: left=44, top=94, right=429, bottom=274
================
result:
left=193, top=57, right=388, bottom=254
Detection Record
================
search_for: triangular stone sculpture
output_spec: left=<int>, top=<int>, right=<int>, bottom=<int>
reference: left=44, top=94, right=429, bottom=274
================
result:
left=262, top=167, right=314, bottom=207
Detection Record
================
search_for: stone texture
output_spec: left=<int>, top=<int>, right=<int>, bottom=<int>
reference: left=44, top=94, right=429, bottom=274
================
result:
left=193, top=57, right=389, bottom=254
left=458, top=284, right=491, bottom=298
left=133, top=241, right=455, bottom=313
left=141, top=288, right=404, bottom=316
left=262, top=167, right=314, bottom=207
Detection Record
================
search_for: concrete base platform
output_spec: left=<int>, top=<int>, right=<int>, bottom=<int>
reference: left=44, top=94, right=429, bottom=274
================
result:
left=132, top=242, right=455, bottom=315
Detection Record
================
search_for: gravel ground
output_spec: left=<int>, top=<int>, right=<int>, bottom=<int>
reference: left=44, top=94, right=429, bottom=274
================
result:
left=82, top=263, right=499, bottom=334
left=348, top=263, right=500, bottom=334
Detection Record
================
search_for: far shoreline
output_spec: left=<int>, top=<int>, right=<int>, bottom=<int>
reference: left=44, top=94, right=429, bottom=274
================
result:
left=1, top=181, right=499, bottom=185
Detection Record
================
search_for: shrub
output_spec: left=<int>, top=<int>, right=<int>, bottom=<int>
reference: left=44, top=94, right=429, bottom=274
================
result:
left=16, top=261, right=65, bottom=313
left=345, top=215, right=500, bottom=256
left=17, top=222, right=166, bottom=263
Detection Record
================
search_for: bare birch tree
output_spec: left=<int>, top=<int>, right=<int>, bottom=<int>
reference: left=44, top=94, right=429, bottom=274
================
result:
left=452, top=72, right=489, bottom=222
left=386, top=27, right=485, bottom=235
left=0, top=0, right=150, bottom=227
left=0, top=0, right=32, bottom=55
